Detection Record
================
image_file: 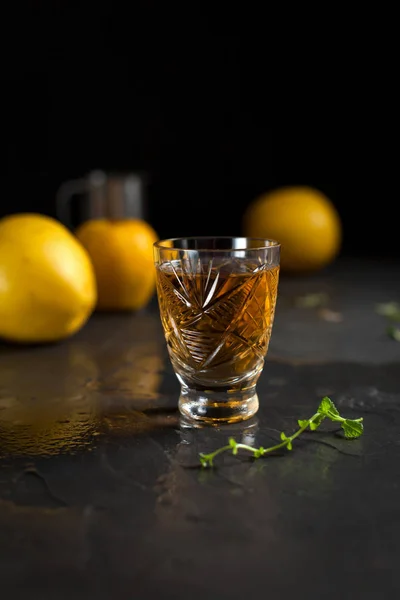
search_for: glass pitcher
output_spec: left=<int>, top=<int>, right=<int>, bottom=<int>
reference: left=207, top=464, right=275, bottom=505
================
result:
left=56, top=170, right=146, bottom=229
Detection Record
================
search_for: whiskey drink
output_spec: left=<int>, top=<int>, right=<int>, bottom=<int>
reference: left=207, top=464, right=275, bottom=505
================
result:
left=156, top=260, right=279, bottom=388
left=154, top=238, right=280, bottom=423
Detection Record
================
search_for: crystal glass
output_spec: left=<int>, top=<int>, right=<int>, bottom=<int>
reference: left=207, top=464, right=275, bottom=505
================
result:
left=153, top=237, right=280, bottom=424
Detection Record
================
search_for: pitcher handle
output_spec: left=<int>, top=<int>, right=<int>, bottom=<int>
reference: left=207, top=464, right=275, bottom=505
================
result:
left=55, top=178, right=87, bottom=230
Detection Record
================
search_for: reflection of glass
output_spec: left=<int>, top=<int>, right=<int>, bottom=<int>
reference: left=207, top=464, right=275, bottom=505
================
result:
left=180, top=415, right=259, bottom=443
left=173, top=416, right=259, bottom=469
left=154, top=237, right=280, bottom=424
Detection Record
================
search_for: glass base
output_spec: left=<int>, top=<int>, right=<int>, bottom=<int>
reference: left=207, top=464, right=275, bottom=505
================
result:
left=179, top=387, right=259, bottom=424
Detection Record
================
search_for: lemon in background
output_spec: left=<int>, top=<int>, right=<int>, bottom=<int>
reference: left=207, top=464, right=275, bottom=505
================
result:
left=75, top=218, right=158, bottom=311
left=243, top=186, right=342, bottom=273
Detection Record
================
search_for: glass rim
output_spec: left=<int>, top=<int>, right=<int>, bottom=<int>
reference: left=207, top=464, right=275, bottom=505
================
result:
left=153, top=236, right=281, bottom=252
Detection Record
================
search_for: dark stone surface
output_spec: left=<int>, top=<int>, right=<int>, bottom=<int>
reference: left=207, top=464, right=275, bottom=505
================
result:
left=1, top=258, right=399, bottom=599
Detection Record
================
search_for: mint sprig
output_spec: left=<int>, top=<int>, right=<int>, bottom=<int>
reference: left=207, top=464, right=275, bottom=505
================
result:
left=376, top=302, right=400, bottom=322
left=387, top=325, right=400, bottom=342
left=376, top=302, right=400, bottom=341
left=199, top=397, right=363, bottom=468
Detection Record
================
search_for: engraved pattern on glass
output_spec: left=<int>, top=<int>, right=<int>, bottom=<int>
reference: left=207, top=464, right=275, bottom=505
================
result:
left=155, top=256, right=279, bottom=389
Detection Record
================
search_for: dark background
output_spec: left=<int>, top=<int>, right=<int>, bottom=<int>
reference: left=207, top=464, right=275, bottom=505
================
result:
left=1, top=2, right=396, bottom=258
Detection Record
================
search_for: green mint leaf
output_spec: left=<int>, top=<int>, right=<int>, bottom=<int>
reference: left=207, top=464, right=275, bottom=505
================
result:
left=318, top=396, right=339, bottom=417
left=387, top=325, right=400, bottom=341
left=280, top=432, right=293, bottom=450
left=295, top=292, right=329, bottom=308
left=298, top=419, right=309, bottom=428
left=341, top=419, right=364, bottom=439
left=376, top=302, right=400, bottom=321
left=309, top=414, right=325, bottom=430
left=318, top=396, right=339, bottom=415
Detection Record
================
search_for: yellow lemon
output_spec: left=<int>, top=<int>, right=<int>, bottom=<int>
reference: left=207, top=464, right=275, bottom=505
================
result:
left=0, top=213, right=97, bottom=343
left=243, top=186, right=342, bottom=272
left=75, top=218, right=158, bottom=311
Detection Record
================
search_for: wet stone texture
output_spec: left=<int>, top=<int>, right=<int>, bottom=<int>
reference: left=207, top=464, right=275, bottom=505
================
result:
left=1, top=258, right=400, bottom=599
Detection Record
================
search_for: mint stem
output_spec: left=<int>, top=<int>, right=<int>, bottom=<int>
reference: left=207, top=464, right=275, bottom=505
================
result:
left=260, top=412, right=320, bottom=455
left=199, top=398, right=363, bottom=468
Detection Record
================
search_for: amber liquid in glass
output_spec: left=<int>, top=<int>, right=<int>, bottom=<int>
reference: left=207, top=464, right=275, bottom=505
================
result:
left=155, top=259, right=279, bottom=391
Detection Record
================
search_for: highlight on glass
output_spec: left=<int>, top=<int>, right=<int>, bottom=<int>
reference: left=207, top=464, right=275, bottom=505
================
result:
left=153, top=237, right=280, bottom=424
